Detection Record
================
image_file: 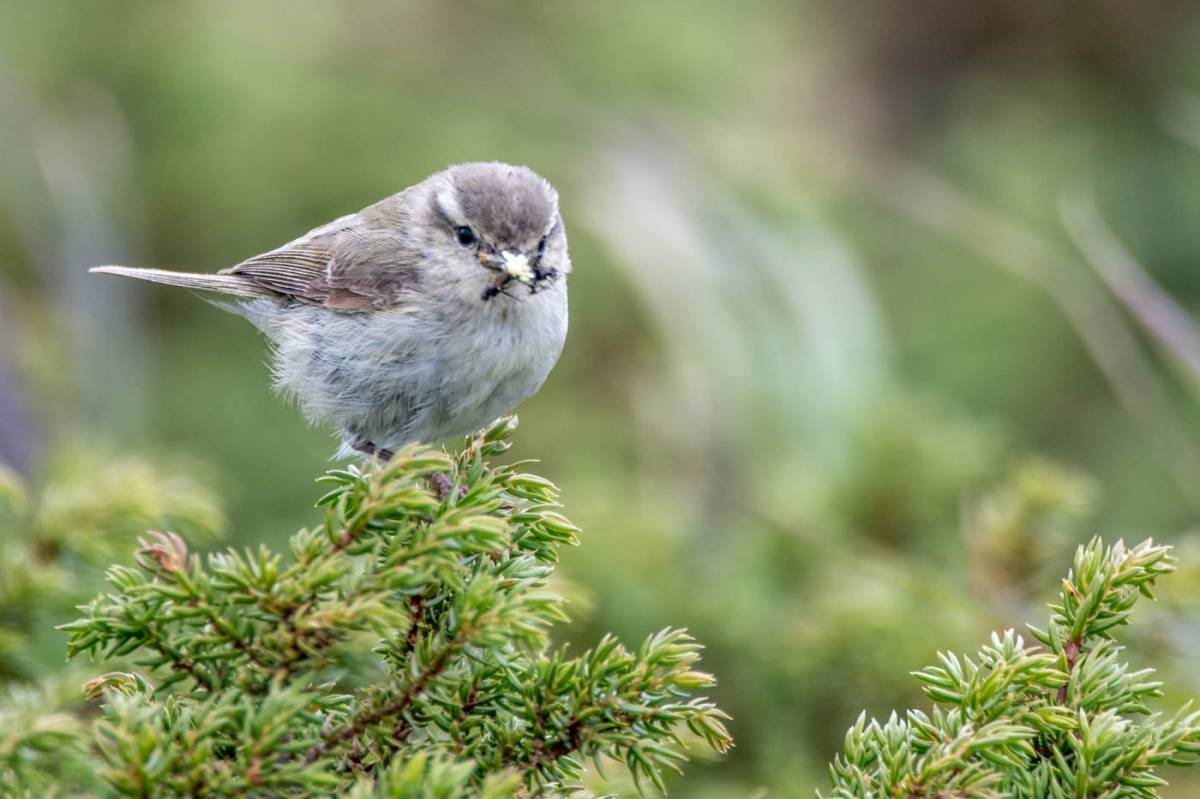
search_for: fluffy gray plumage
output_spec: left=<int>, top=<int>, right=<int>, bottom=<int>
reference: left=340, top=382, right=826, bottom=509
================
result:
left=92, top=162, right=570, bottom=458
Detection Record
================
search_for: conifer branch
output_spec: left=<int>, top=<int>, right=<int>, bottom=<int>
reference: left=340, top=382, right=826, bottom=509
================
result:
left=822, top=537, right=1200, bottom=798
left=37, top=416, right=731, bottom=796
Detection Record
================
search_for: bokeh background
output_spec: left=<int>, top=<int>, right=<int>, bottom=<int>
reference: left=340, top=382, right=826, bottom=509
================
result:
left=4, top=1, right=1200, bottom=795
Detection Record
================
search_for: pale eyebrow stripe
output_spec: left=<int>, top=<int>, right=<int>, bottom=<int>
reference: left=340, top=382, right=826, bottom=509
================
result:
left=436, top=188, right=464, bottom=223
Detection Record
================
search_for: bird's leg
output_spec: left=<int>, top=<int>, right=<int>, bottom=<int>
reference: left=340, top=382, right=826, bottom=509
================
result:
left=353, top=440, right=452, bottom=497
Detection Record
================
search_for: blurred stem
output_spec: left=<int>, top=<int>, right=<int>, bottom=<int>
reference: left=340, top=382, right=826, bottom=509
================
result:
left=1058, top=186, right=1200, bottom=389
left=1161, top=90, right=1200, bottom=153
left=875, top=163, right=1200, bottom=508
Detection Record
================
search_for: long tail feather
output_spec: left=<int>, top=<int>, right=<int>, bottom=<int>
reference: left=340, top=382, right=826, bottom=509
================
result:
left=89, top=266, right=275, bottom=299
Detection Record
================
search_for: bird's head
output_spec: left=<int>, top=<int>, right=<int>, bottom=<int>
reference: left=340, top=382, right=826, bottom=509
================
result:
left=428, top=162, right=569, bottom=304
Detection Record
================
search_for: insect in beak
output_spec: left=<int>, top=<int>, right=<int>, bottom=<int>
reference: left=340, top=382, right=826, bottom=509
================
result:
left=479, top=248, right=557, bottom=301
left=499, top=251, right=535, bottom=285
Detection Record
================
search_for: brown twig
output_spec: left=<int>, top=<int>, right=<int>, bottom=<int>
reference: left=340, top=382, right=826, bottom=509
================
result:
left=401, top=596, right=424, bottom=659
left=517, top=718, right=585, bottom=778
left=304, top=630, right=466, bottom=764
left=1056, top=636, right=1083, bottom=705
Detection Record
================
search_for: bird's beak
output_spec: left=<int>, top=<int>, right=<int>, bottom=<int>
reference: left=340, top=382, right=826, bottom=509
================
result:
left=499, top=250, right=535, bottom=285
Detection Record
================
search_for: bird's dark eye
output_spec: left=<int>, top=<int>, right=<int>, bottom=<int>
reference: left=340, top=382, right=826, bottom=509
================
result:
left=537, top=236, right=548, bottom=255
left=455, top=226, right=476, bottom=247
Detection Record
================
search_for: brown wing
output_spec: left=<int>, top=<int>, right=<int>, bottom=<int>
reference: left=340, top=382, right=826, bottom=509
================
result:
left=221, top=215, right=417, bottom=311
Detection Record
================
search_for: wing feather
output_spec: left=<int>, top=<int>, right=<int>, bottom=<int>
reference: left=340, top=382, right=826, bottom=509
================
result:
left=220, top=214, right=417, bottom=310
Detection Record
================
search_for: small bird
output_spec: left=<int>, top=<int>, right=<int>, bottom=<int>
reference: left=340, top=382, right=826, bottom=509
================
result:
left=92, top=162, right=570, bottom=459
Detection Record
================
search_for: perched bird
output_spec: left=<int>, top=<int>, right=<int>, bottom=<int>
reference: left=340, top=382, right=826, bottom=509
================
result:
left=92, top=162, right=570, bottom=459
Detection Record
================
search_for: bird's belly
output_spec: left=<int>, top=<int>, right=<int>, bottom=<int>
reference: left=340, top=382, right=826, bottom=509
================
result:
left=268, top=292, right=567, bottom=451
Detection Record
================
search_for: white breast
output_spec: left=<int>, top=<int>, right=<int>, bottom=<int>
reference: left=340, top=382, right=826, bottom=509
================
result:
left=254, top=281, right=568, bottom=454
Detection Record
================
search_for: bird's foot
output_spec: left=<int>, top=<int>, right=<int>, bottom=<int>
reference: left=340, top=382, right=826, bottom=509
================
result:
left=352, top=441, right=394, bottom=461
left=351, top=442, right=457, bottom=500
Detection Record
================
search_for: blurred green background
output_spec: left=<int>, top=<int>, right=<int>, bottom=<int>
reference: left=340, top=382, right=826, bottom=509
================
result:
left=4, top=1, right=1200, bottom=795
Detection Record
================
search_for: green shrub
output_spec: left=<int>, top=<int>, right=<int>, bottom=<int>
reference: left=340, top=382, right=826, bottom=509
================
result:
left=16, top=418, right=731, bottom=797
left=822, top=538, right=1200, bottom=798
